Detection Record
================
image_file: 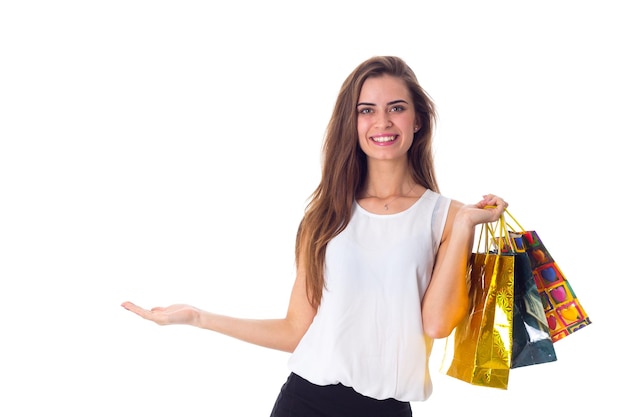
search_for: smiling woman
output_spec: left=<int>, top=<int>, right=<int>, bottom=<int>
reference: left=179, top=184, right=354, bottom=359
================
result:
left=2, top=1, right=621, bottom=416
left=356, top=75, right=420, bottom=157
left=122, top=55, right=508, bottom=416
left=356, top=74, right=426, bottom=212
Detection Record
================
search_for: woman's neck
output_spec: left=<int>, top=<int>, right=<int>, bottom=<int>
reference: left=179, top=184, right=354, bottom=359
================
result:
left=362, top=160, right=416, bottom=198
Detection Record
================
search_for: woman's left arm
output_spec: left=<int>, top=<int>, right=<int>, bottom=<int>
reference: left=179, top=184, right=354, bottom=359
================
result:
left=421, top=194, right=507, bottom=339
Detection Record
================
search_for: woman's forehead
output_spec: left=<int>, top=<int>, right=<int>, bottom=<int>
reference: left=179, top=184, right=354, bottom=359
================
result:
left=359, top=75, right=411, bottom=103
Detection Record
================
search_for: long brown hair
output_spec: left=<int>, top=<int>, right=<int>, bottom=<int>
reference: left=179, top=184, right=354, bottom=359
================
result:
left=296, top=56, right=438, bottom=309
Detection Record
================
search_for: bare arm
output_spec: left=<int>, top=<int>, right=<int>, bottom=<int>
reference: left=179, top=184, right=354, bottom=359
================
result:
left=121, top=262, right=317, bottom=353
left=421, top=194, right=507, bottom=339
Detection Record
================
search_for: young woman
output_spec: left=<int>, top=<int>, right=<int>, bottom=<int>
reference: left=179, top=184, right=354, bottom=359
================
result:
left=122, top=55, right=507, bottom=416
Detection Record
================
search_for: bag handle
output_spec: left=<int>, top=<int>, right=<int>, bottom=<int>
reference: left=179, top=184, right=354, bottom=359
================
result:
left=476, top=223, right=491, bottom=254
left=491, top=213, right=514, bottom=254
left=503, top=208, right=525, bottom=233
left=476, top=208, right=513, bottom=255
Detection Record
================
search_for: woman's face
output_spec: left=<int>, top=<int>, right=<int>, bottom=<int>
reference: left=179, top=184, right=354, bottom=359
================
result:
left=356, top=74, right=418, bottom=162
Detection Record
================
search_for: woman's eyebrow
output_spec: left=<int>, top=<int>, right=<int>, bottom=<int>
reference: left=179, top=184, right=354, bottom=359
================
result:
left=387, top=99, right=409, bottom=105
left=356, top=99, right=409, bottom=107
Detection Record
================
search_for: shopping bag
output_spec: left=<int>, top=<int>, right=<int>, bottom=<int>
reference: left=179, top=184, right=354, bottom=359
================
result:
left=441, top=218, right=514, bottom=389
left=505, top=210, right=591, bottom=342
left=507, top=231, right=558, bottom=368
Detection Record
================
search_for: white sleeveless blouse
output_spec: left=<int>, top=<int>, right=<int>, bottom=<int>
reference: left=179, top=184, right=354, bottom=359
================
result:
left=288, top=189, right=451, bottom=402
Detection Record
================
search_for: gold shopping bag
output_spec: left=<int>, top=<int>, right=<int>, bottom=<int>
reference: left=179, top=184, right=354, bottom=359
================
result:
left=441, top=218, right=515, bottom=389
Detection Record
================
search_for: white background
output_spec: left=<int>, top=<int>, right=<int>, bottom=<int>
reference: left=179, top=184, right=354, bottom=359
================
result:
left=1, top=1, right=623, bottom=415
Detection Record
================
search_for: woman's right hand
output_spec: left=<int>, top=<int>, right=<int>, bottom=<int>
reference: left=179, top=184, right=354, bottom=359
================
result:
left=121, top=301, right=200, bottom=326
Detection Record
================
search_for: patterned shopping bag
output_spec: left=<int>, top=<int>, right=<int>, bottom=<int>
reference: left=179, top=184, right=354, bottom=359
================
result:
left=506, top=210, right=591, bottom=342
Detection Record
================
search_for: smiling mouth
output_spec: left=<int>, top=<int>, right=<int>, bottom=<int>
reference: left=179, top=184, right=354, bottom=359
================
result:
left=371, top=135, right=397, bottom=143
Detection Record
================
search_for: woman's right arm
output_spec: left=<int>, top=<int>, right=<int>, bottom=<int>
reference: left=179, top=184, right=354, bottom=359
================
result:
left=121, top=261, right=317, bottom=353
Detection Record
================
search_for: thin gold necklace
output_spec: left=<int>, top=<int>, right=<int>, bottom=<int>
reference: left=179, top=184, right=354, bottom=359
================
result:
left=365, top=182, right=417, bottom=211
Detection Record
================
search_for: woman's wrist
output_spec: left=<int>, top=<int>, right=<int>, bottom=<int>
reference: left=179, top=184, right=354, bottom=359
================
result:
left=454, top=205, right=480, bottom=230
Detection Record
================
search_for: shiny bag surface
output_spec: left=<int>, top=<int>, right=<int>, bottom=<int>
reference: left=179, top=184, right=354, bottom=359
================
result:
left=508, top=232, right=558, bottom=368
left=441, top=220, right=515, bottom=389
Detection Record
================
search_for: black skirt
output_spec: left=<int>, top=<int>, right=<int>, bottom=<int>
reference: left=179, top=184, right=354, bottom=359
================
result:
left=269, top=373, right=412, bottom=417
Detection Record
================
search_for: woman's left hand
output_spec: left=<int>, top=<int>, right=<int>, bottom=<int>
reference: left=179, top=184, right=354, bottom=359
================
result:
left=459, top=194, right=508, bottom=226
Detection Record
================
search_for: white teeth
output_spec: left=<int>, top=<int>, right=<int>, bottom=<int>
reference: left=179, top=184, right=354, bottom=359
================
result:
left=372, top=135, right=396, bottom=143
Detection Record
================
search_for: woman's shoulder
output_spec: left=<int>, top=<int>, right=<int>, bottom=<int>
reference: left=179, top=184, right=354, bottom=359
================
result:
left=428, top=192, right=464, bottom=222
left=442, top=198, right=467, bottom=222
left=447, top=198, right=465, bottom=212
left=424, top=190, right=461, bottom=209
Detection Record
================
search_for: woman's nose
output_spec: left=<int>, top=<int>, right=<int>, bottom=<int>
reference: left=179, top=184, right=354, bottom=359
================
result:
left=376, top=113, right=392, bottom=128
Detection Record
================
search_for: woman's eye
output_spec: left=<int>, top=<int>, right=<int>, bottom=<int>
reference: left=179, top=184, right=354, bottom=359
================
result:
left=358, top=108, right=373, bottom=114
left=390, top=105, right=405, bottom=112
